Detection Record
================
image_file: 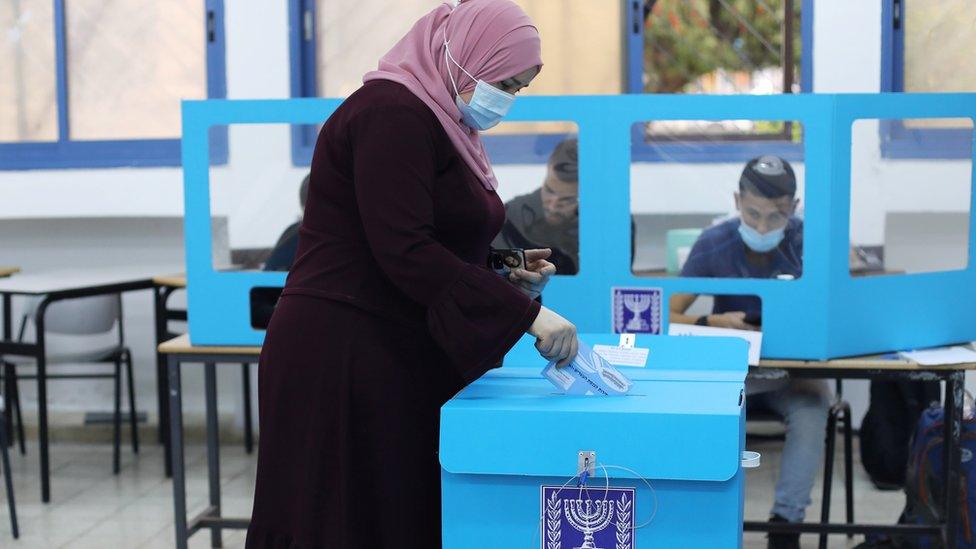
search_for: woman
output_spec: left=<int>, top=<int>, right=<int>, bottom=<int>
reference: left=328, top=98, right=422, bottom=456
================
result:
left=246, top=1, right=578, bottom=547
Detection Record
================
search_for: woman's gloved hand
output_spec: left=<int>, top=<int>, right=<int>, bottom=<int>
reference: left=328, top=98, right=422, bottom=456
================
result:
left=528, top=305, right=578, bottom=367
left=508, top=248, right=557, bottom=299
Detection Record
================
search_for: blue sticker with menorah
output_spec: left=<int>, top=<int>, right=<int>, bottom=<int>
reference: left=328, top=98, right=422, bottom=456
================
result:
left=541, top=485, right=636, bottom=549
left=612, top=287, right=662, bottom=335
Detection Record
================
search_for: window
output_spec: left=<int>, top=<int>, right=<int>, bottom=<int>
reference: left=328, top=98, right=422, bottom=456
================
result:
left=630, top=120, right=806, bottom=276
left=634, top=0, right=811, bottom=162
left=880, top=0, right=976, bottom=159
left=288, top=0, right=629, bottom=165
left=0, top=0, right=226, bottom=169
left=850, top=118, right=972, bottom=274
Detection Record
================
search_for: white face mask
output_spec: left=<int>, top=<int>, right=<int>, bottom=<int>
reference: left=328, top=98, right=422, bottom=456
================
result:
left=443, top=38, right=516, bottom=131
left=738, top=222, right=786, bottom=253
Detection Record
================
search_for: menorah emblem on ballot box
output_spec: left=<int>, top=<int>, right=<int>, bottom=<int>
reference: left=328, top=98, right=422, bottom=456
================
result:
left=612, top=287, right=661, bottom=335
left=542, top=486, right=636, bottom=549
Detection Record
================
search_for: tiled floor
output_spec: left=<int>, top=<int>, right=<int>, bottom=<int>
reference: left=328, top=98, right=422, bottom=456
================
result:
left=0, top=436, right=907, bottom=548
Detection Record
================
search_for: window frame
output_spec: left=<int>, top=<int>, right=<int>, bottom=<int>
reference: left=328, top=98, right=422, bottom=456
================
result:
left=879, top=0, right=973, bottom=160
left=289, top=0, right=813, bottom=166
left=631, top=0, right=813, bottom=163
left=288, top=0, right=643, bottom=166
left=0, top=0, right=227, bottom=170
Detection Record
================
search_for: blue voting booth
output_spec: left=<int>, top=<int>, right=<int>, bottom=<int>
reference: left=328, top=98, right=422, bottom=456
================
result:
left=182, top=93, right=976, bottom=359
left=440, top=334, right=750, bottom=548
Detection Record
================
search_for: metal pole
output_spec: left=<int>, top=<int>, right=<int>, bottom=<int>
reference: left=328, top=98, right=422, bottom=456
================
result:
left=168, top=355, right=188, bottom=549
left=205, top=362, right=223, bottom=548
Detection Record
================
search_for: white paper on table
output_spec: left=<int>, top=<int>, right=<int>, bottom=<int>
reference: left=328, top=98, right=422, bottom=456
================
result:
left=592, top=345, right=650, bottom=367
left=900, top=346, right=976, bottom=366
left=667, top=323, right=762, bottom=366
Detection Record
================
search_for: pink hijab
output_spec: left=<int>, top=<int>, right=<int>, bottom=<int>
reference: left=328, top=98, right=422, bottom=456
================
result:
left=363, top=0, right=542, bottom=191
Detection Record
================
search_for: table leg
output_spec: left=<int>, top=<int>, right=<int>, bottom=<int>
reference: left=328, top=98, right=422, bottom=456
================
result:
left=168, top=355, right=188, bottom=549
left=2, top=294, right=11, bottom=449
left=242, top=362, right=253, bottom=455
left=2, top=363, right=13, bottom=450
left=35, top=309, right=50, bottom=503
left=205, top=361, right=223, bottom=548
left=154, top=286, right=173, bottom=479
left=942, top=370, right=964, bottom=547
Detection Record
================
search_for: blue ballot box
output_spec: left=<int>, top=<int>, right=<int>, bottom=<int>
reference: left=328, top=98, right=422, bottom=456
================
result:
left=440, top=334, right=750, bottom=548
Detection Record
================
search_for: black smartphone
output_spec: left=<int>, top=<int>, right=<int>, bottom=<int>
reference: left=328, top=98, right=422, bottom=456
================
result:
left=488, top=248, right=526, bottom=276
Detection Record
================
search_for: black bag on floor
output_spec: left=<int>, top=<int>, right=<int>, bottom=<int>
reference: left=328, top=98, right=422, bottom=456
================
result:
left=860, top=380, right=941, bottom=488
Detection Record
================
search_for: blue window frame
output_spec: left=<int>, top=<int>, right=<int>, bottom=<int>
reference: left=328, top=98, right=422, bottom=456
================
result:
left=879, top=0, right=973, bottom=160
left=289, top=0, right=813, bottom=165
left=0, top=0, right=227, bottom=170
left=289, top=0, right=318, bottom=167
left=630, top=0, right=813, bottom=163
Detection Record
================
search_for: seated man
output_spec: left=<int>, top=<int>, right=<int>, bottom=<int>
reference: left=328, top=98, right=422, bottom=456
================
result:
left=669, top=155, right=831, bottom=549
left=264, top=173, right=309, bottom=272
left=251, top=174, right=309, bottom=328
left=493, top=138, right=579, bottom=274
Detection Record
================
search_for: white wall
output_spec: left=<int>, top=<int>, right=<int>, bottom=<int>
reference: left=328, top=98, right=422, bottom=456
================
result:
left=815, top=1, right=971, bottom=246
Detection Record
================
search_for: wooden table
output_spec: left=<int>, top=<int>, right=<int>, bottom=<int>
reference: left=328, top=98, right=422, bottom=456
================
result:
left=748, top=354, right=976, bottom=547
left=152, top=275, right=255, bottom=479
left=152, top=274, right=186, bottom=289
left=0, top=266, right=179, bottom=502
left=152, top=274, right=187, bottom=477
left=159, top=334, right=259, bottom=549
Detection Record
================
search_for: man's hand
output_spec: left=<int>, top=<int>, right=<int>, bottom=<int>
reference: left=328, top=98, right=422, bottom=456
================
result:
left=707, top=311, right=759, bottom=331
left=508, top=248, right=557, bottom=299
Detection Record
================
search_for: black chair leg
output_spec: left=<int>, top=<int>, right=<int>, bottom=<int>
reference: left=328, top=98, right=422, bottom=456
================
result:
left=819, top=405, right=839, bottom=549
left=0, top=417, right=19, bottom=538
left=1, top=363, right=11, bottom=450
left=842, top=402, right=855, bottom=537
left=112, top=359, right=122, bottom=475
left=242, top=363, right=254, bottom=454
left=11, top=372, right=24, bottom=456
left=125, top=350, right=139, bottom=454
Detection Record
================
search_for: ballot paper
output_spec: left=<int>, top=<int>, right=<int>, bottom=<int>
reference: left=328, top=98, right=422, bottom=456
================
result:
left=668, top=323, right=762, bottom=366
left=900, top=345, right=976, bottom=366
left=541, top=340, right=633, bottom=396
left=592, top=344, right=650, bottom=367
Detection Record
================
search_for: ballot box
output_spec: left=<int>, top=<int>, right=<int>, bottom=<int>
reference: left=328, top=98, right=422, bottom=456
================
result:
left=440, top=334, right=750, bottom=548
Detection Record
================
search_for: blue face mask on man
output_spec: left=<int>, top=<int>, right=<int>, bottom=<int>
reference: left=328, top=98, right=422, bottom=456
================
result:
left=738, top=222, right=786, bottom=253
left=444, top=39, right=516, bottom=131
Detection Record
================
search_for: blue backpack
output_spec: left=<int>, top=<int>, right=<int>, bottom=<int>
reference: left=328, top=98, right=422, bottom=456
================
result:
left=898, top=406, right=976, bottom=548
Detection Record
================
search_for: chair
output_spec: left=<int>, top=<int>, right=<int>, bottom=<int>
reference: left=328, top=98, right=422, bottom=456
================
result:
left=746, top=380, right=854, bottom=549
left=3, top=294, right=138, bottom=474
left=0, top=395, right=17, bottom=539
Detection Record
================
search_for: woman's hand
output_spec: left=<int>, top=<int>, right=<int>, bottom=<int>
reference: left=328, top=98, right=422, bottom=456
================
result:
left=508, top=248, right=557, bottom=299
left=528, top=306, right=578, bottom=367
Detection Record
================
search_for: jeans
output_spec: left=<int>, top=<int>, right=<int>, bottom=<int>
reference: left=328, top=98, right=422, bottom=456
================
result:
left=748, top=378, right=833, bottom=523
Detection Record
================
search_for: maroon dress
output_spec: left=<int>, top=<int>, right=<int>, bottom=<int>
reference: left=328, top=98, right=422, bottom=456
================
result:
left=245, top=80, right=541, bottom=548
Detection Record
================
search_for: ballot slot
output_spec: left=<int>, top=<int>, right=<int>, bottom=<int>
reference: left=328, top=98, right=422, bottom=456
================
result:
left=630, top=119, right=806, bottom=280
left=485, top=121, right=581, bottom=276
left=849, top=117, right=974, bottom=276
